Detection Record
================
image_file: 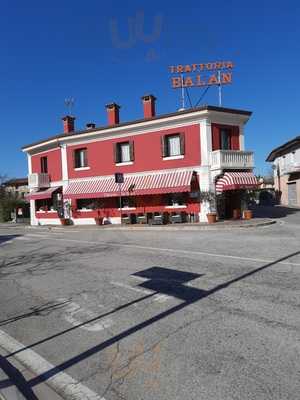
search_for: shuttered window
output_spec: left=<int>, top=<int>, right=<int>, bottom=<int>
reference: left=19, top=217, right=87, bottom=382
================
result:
left=162, top=133, right=185, bottom=157
left=114, top=141, right=134, bottom=163
left=220, top=129, right=231, bottom=150
left=40, top=157, right=48, bottom=173
left=74, top=148, right=88, bottom=168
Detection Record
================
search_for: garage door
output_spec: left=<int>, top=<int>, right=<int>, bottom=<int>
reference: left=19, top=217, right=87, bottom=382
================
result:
left=288, top=183, right=297, bottom=206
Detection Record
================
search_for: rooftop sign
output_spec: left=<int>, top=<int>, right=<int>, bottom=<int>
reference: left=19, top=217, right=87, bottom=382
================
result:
left=169, top=61, right=234, bottom=88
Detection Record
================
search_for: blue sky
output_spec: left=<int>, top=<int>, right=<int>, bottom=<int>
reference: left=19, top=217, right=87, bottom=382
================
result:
left=1, top=0, right=300, bottom=178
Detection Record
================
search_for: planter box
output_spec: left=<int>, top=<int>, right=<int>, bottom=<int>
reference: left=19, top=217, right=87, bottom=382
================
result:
left=207, top=212, right=217, bottom=224
left=243, top=210, right=253, bottom=220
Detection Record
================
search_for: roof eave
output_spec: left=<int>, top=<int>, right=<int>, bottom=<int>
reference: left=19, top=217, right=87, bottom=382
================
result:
left=22, top=105, right=252, bottom=152
left=266, top=136, right=300, bottom=162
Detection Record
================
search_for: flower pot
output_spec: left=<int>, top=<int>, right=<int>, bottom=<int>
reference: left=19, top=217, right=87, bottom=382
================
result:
left=206, top=212, right=217, bottom=224
left=243, top=210, right=253, bottom=220
left=94, top=217, right=103, bottom=226
left=233, top=208, right=241, bottom=219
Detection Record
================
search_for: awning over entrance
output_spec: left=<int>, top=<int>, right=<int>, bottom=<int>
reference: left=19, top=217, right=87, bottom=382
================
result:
left=26, top=186, right=61, bottom=201
left=64, top=170, right=195, bottom=199
left=215, top=172, right=258, bottom=193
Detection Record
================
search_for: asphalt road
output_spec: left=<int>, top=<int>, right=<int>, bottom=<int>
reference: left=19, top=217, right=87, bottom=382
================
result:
left=0, top=209, right=299, bottom=400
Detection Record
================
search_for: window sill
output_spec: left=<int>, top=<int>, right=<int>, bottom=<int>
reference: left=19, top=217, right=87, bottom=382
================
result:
left=74, top=167, right=90, bottom=171
left=163, top=155, right=184, bottom=161
left=115, top=161, right=134, bottom=166
left=118, top=207, right=137, bottom=211
left=165, top=205, right=187, bottom=209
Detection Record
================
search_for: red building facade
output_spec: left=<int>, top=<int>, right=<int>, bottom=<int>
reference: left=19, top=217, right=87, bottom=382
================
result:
left=23, top=96, right=256, bottom=225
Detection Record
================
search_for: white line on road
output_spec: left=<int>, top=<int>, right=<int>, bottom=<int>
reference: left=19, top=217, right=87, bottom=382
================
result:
left=111, top=281, right=152, bottom=295
left=60, top=300, right=113, bottom=332
left=0, top=329, right=105, bottom=400
left=111, top=281, right=171, bottom=302
left=26, top=234, right=300, bottom=267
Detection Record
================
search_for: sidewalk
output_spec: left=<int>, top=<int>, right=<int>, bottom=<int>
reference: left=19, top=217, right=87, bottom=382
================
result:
left=0, top=346, right=63, bottom=400
left=25, top=218, right=276, bottom=232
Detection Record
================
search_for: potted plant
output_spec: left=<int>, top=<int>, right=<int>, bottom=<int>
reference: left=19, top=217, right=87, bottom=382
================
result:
left=241, top=191, right=253, bottom=220
left=94, top=201, right=104, bottom=226
left=199, top=190, right=217, bottom=223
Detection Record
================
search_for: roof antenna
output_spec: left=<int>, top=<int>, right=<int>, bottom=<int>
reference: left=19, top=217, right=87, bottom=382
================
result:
left=64, top=98, right=75, bottom=115
left=178, top=74, right=185, bottom=111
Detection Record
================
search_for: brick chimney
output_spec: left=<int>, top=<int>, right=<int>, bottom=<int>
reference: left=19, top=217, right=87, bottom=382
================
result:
left=141, top=94, right=156, bottom=119
left=62, top=115, right=75, bottom=133
left=105, top=103, right=120, bottom=125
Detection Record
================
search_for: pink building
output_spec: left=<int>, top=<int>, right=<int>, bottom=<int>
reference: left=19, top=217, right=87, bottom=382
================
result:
left=22, top=96, right=257, bottom=225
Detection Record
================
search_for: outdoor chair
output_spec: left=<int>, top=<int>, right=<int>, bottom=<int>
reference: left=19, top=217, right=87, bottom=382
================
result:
left=137, top=213, right=147, bottom=224
left=121, top=214, right=131, bottom=224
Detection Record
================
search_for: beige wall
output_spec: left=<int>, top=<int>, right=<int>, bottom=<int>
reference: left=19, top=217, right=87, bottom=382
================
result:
left=275, top=175, right=300, bottom=207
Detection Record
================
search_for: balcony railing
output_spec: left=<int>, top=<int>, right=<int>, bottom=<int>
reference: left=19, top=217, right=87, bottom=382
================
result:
left=28, top=173, right=50, bottom=189
left=282, top=162, right=300, bottom=175
left=210, top=150, right=254, bottom=171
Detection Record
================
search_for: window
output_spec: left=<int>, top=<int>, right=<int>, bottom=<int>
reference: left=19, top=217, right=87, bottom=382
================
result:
left=167, top=193, right=185, bottom=206
left=114, top=141, right=134, bottom=164
left=220, top=129, right=231, bottom=150
left=77, top=199, right=96, bottom=210
left=40, top=157, right=48, bottom=173
left=162, top=133, right=185, bottom=157
left=74, top=148, right=88, bottom=168
left=120, top=197, right=136, bottom=208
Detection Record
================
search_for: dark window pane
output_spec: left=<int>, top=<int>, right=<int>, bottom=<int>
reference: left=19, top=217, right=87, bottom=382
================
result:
left=221, top=129, right=231, bottom=150
left=41, top=157, right=48, bottom=173
left=74, top=148, right=87, bottom=168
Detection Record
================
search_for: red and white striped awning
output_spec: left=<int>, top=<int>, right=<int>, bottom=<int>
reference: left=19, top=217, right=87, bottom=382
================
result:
left=26, top=186, right=61, bottom=201
left=215, top=172, right=258, bottom=193
left=64, top=170, right=195, bottom=199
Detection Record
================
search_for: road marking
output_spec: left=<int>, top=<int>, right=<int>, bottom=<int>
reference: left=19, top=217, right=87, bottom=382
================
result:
left=26, top=233, right=53, bottom=238
left=0, top=329, right=105, bottom=400
left=26, top=234, right=300, bottom=267
left=111, top=281, right=152, bottom=295
left=61, top=300, right=113, bottom=332
left=111, top=281, right=171, bottom=302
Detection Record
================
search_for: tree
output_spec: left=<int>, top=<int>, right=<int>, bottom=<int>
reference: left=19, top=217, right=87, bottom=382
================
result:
left=0, top=175, right=27, bottom=222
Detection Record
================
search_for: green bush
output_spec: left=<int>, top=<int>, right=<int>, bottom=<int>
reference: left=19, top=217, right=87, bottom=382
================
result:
left=0, top=196, right=26, bottom=222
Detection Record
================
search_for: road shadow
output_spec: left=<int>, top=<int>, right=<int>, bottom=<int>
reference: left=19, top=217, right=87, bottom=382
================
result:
left=0, top=235, right=20, bottom=245
left=250, top=205, right=300, bottom=219
left=0, top=300, right=71, bottom=327
left=2, top=250, right=300, bottom=391
left=0, top=355, right=38, bottom=399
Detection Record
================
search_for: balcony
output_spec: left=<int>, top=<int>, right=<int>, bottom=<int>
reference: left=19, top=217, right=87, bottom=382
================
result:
left=28, top=173, right=50, bottom=189
left=210, top=150, right=254, bottom=171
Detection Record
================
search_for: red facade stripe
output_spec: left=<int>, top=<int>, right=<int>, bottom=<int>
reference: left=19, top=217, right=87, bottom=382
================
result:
left=64, top=170, right=194, bottom=198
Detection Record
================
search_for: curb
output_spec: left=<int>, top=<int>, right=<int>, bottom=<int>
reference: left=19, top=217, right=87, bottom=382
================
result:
left=25, top=219, right=276, bottom=232
left=0, top=345, right=64, bottom=400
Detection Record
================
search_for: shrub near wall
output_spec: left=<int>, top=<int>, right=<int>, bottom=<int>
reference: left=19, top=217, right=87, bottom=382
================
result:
left=0, top=197, right=26, bottom=222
